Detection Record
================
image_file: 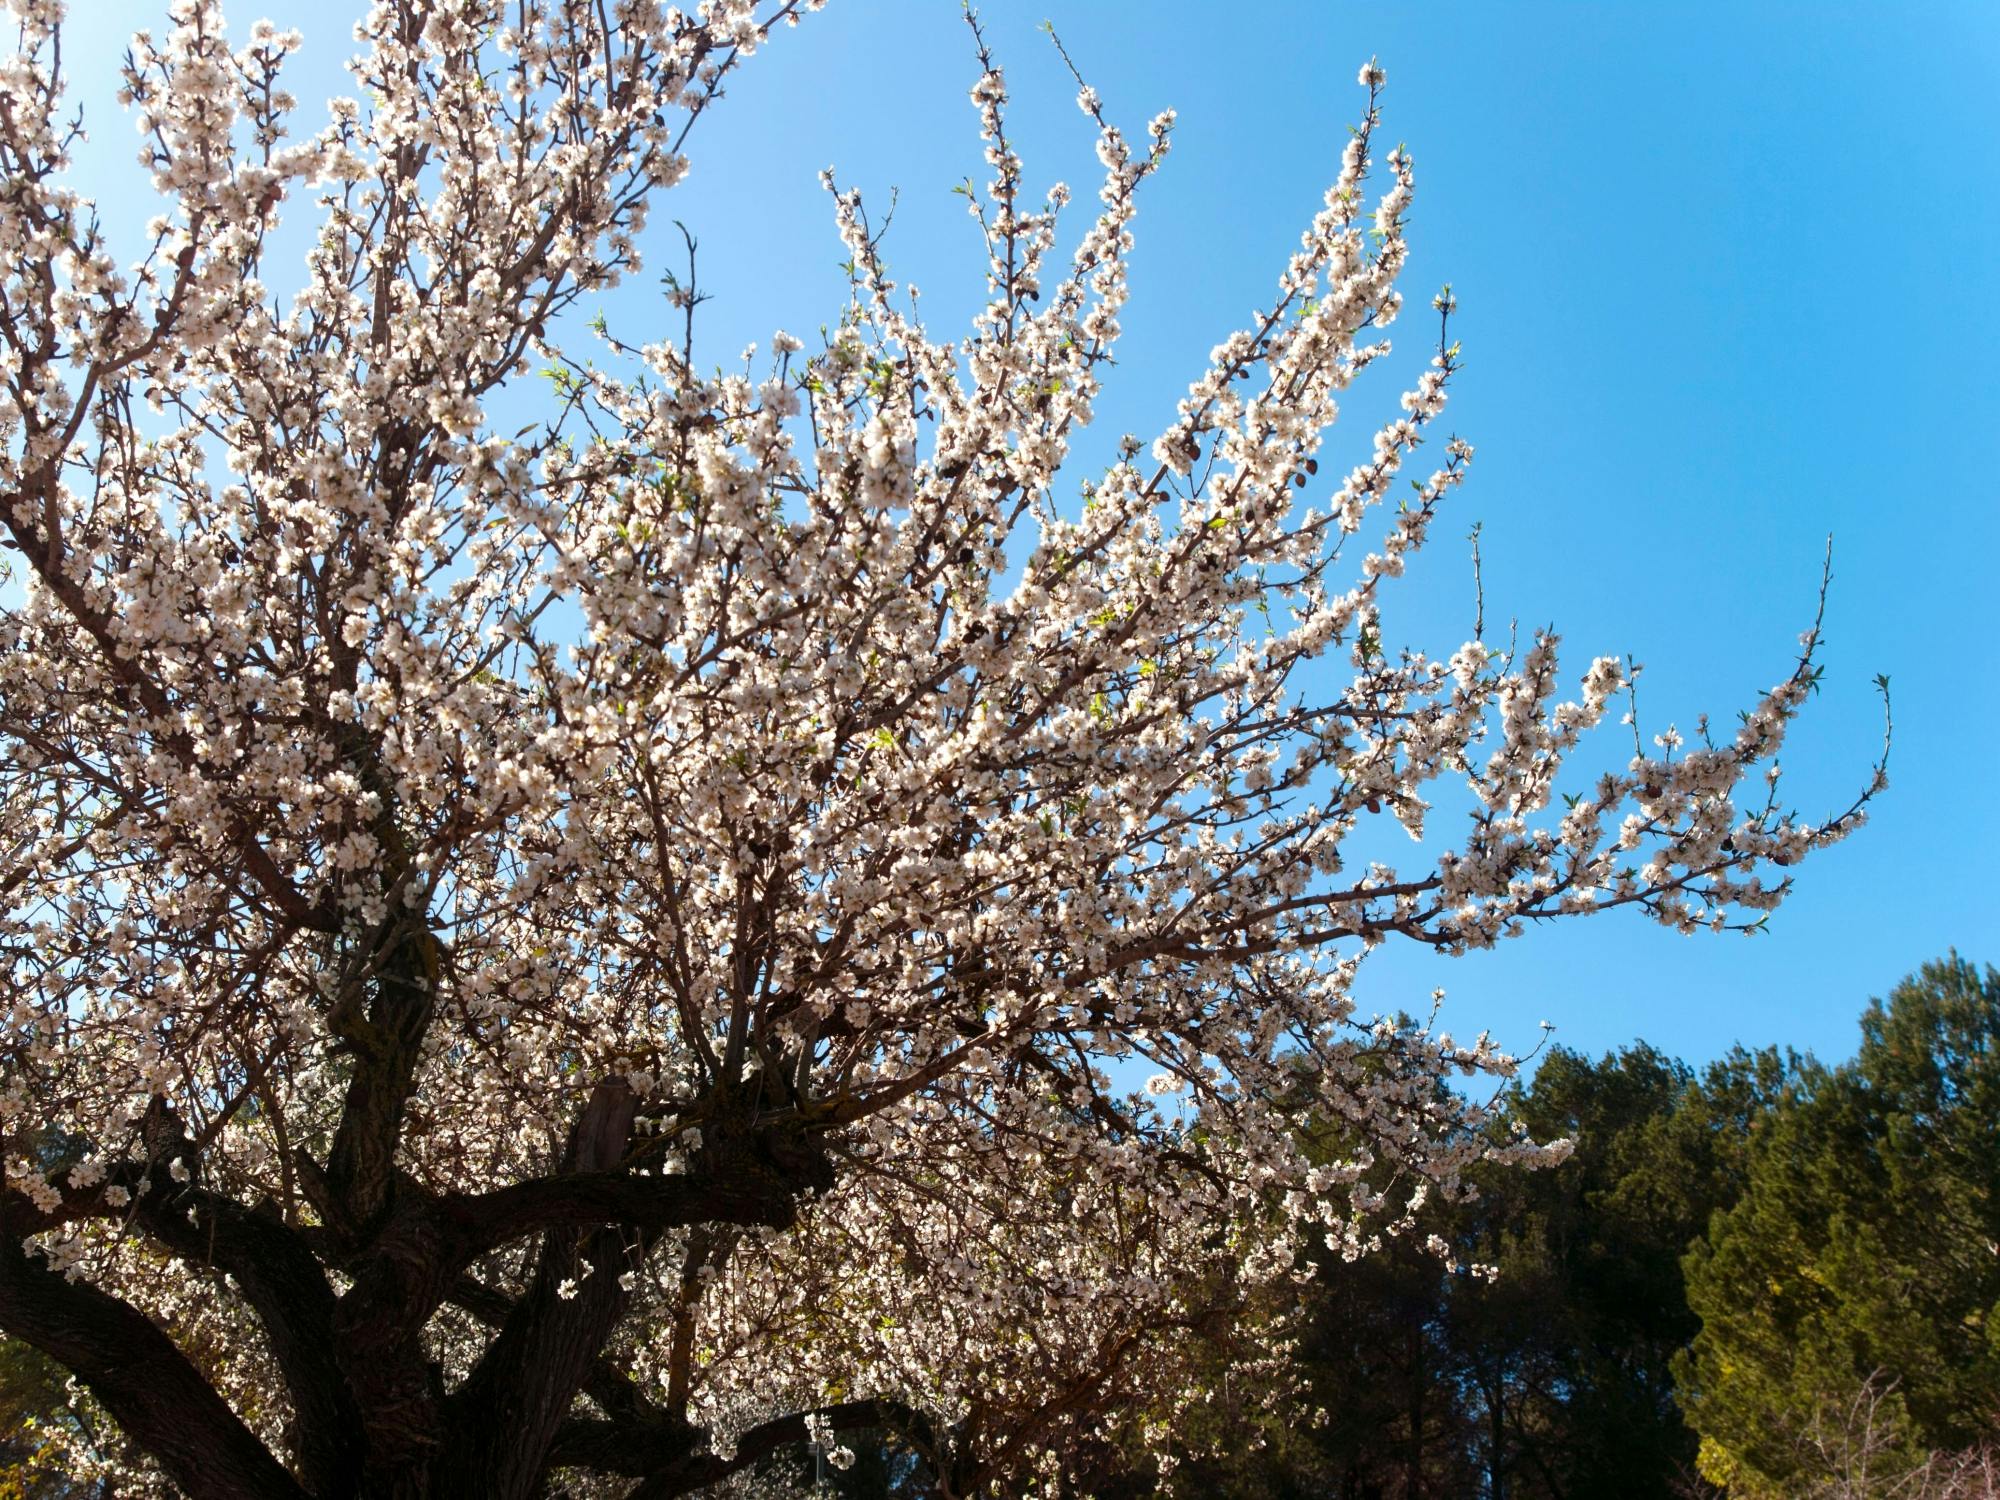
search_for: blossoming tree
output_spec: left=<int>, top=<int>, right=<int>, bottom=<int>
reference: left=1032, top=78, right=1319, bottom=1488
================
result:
left=0, top=0, right=1883, bottom=1494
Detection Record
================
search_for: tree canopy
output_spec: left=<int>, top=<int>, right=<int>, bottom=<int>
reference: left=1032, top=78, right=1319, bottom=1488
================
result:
left=0, top=1, right=1880, bottom=1495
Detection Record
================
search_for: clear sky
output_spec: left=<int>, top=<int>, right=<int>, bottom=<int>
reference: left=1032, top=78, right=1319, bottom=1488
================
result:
left=52, top=1, right=2000, bottom=1073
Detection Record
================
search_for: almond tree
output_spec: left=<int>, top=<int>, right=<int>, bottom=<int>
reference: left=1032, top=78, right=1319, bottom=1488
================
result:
left=0, top=2, right=1883, bottom=1495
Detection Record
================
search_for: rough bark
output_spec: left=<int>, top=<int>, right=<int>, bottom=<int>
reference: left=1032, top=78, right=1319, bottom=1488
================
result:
left=138, top=1191, right=363, bottom=1495
left=438, top=1080, right=643, bottom=1500
left=0, top=1077, right=823, bottom=1497
left=0, top=1222, right=310, bottom=1500
left=620, top=1400, right=897, bottom=1500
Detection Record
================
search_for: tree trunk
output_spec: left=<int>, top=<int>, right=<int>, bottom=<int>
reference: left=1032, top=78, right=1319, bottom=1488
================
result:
left=1487, top=1367, right=1506, bottom=1500
left=1405, top=1312, right=1425, bottom=1499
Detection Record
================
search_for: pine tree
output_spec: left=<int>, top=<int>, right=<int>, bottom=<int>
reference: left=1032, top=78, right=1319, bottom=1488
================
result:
left=1679, top=957, right=2000, bottom=1496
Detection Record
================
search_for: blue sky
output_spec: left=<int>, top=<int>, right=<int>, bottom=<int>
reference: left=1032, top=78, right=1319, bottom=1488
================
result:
left=54, top=1, right=2000, bottom=1072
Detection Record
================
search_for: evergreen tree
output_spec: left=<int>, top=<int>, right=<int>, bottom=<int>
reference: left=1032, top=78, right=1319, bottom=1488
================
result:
left=1442, top=1042, right=1786, bottom=1498
left=829, top=965, right=1995, bottom=1500
left=1105, top=1042, right=1775, bottom=1498
left=1679, top=956, right=2000, bottom=1496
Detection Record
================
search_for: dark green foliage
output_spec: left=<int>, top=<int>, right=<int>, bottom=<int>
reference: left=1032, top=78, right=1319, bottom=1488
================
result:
left=1084, top=1040, right=1775, bottom=1498
left=1386, top=1042, right=1771, bottom=1499
left=1678, top=955, right=2000, bottom=1496
left=1144, top=1227, right=1480, bottom=1499
left=1448, top=1042, right=1795, bottom=1498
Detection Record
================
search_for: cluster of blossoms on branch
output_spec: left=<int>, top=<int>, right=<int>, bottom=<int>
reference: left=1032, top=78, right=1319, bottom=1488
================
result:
left=0, top=0, right=1882, bottom=1495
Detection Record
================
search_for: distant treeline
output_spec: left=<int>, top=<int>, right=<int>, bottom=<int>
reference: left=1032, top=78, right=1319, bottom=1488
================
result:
left=1123, top=952, right=2000, bottom=1500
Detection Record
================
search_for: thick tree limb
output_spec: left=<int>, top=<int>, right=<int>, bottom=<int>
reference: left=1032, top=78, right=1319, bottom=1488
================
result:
left=324, top=919, right=441, bottom=1235
left=111, top=1097, right=364, bottom=1494
left=0, top=1222, right=306, bottom=1500
left=441, top=1219, right=646, bottom=1500
left=443, top=1161, right=793, bottom=1249
left=622, top=1399, right=899, bottom=1499
left=138, top=1189, right=362, bottom=1497
left=449, top=1270, right=673, bottom=1431
left=442, top=1097, right=826, bottom=1259
left=438, top=1079, right=645, bottom=1500
left=544, top=1413, right=701, bottom=1476
left=0, top=1101, right=357, bottom=1496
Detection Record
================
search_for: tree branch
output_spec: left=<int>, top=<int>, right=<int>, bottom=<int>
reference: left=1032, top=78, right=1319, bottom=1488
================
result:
left=0, top=1219, right=307, bottom=1500
left=323, top=917, right=441, bottom=1235
left=623, top=1399, right=899, bottom=1498
left=137, top=1190, right=362, bottom=1496
left=438, top=1079, right=646, bottom=1499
